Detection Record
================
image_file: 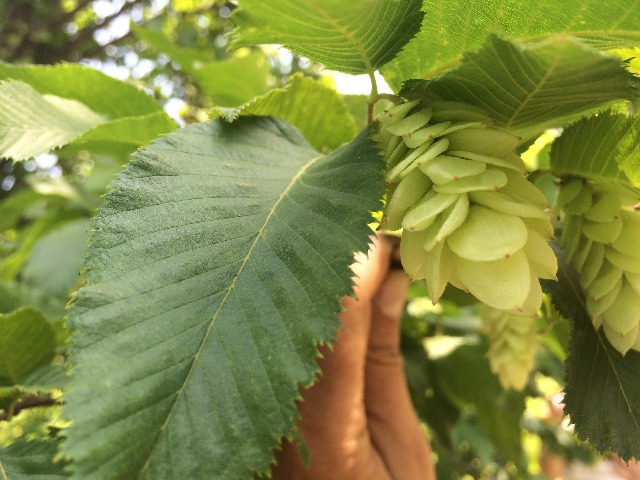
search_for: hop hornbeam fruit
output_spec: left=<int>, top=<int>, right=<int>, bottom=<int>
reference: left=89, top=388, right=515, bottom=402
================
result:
left=555, top=178, right=640, bottom=355
left=378, top=100, right=557, bottom=315
left=482, top=307, right=539, bottom=391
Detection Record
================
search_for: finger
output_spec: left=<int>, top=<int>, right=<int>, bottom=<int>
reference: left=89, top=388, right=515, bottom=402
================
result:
left=364, top=269, right=435, bottom=480
left=272, top=236, right=394, bottom=478
left=298, top=235, right=393, bottom=433
left=345, top=235, right=393, bottom=308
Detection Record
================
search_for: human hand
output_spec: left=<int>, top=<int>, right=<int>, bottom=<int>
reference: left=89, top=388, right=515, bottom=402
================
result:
left=271, top=235, right=435, bottom=480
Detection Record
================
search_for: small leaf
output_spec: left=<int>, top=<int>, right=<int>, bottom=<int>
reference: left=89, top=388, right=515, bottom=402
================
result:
left=231, top=0, right=424, bottom=74
left=0, top=308, right=56, bottom=386
left=0, top=81, right=107, bottom=161
left=542, top=242, right=640, bottom=461
left=382, top=0, right=640, bottom=90
left=0, top=439, right=69, bottom=479
left=73, top=111, right=178, bottom=151
left=401, top=35, right=637, bottom=140
left=62, top=117, right=384, bottom=479
left=213, top=74, right=359, bottom=152
left=550, top=113, right=640, bottom=186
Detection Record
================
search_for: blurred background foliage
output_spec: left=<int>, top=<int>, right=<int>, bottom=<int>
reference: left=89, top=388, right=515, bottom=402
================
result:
left=0, top=1, right=637, bottom=478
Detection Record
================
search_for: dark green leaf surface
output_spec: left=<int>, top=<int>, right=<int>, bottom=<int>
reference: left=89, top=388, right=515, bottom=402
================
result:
left=62, top=117, right=384, bottom=479
left=550, top=112, right=640, bottom=186
left=401, top=36, right=637, bottom=140
left=382, top=0, right=640, bottom=90
left=214, top=74, right=359, bottom=152
left=0, top=440, right=69, bottom=479
left=231, top=0, right=424, bottom=74
left=542, top=243, right=640, bottom=461
left=0, top=308, right=55, bottom=386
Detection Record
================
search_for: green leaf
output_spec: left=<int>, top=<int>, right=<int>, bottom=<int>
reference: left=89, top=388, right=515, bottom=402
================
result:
left=133, top=25, right=270, bottom=106
left=0, top=63, right=176, bottom=153
left=382, top=0, right=640, bottom=90
left=0, top=189, right=43, bottom=231
left=0, top=81, right=107, bottom=161
left=0, top=63, right=164, bottom=118
left=21, top=219, right=90, bottom=297
left=213, top=74, right=359, bottom=152
left=62, top=117, right=384, bottom=479
left=0, top=209, right=83, bottom=282
left=550, top=112, right=640, bottom=186
left=542, top=242, right=640, bottom=461
left=401, top=36, right=638, bottom=140
left=0, top=439, right=69, bottom=479
left=73, top=112, right=178, bottom=150
left=231, top=0, right=424, bottom=74
left=0, top=308, right=56, bottom=386
left=428, top=338, right=526, bottom=466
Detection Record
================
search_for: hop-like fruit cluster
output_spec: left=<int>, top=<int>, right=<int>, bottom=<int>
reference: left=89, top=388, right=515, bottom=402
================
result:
left=482, top=307, right=539, bottom=391
left=379, top=100, right=557, bottom=315
left=555, top=178, right=640, bottom=354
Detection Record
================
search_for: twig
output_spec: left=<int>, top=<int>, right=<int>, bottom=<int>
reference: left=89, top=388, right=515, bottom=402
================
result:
left=0, top=394, right=62, bottom=422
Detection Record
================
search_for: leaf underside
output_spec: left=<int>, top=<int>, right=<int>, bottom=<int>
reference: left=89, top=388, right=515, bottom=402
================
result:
left=382, top=0, right=640, bottom=90
left=231, top=0, right=424, bottom=74
left=550, top=113, right=640, bottom=186
left=542, top=243, right=640, bottom=461
left=401, top=35, right=637, bottom=139
left=62, top=117, right=384, bottom=479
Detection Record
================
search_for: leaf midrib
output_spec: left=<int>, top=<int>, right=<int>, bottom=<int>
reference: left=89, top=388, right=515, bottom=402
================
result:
left=303, top=0, right=375, bottom=75
left=137, top=152, right=324, bottom=476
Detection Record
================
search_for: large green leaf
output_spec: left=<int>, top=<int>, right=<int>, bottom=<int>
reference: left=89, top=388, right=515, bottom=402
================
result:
left=62, top=117, right=384, bottom=479
left=231, top=0, right=424, bottom=75
left=0, top=81, right=107, bottom=161
left=401, top=35, right=638, bottom=140
left=214, top=74, right=359, bottom=152
left=382, top=0, right=640, bottom=90
left=0, top=439, right=69, bottom=479
left=550, top=112, right=640, bottom=186
left=133, top=25, right=270, bottom=107
left=0, top=308, right=55, bottom=386
left=542, top=243, right=640, bottom=461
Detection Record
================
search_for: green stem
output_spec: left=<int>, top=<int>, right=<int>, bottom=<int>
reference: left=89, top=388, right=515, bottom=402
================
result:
left=367, top=69, right=379, bottom=124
